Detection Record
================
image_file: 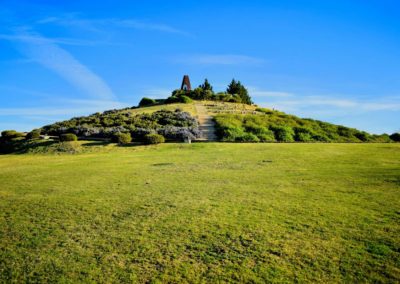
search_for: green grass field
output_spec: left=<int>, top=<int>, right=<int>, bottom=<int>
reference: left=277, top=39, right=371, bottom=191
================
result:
left=0, top=143, right=399, bottom=283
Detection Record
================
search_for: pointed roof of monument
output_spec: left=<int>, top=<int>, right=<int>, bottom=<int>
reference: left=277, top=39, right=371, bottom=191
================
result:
left=180, top=75, right=192, bottom=91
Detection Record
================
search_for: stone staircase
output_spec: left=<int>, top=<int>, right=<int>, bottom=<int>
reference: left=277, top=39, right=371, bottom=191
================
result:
left=195, top=104, right=217, bottom=141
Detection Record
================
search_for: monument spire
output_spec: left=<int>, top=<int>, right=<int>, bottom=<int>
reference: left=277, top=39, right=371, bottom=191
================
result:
left=180, top=75, right=192, bottom=91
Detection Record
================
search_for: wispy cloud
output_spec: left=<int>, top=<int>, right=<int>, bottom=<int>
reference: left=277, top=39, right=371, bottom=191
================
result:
left=254, top=89, right=400, bottom=113
left=248, top=87, right=293, bottom=98
left=0, top=98, right=129, bottom=132
left=0, top=33, right=111, bottom=46
left=0, top=100, right=127, bottom=117
left=36, top=16, right=192, bottom=37
left=172, top=54, right=264, bottom=65
left=2, top=28, right=115, bottom=101
left=140, top=88, right=172, bottom=99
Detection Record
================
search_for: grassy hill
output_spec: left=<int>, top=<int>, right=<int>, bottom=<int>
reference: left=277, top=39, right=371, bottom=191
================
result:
left=38, top=101, right=394, bottom=143
left=1, top=101, right=398, bottom=155
left=0, top=143, right=399, bottom=282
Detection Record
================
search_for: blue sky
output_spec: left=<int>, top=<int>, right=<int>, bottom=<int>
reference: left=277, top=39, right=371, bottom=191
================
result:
left=0, top=0, right=399, bottom=134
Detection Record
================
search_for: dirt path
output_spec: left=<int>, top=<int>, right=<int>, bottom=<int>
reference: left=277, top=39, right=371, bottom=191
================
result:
left=195, top=104, right=217, bottom=141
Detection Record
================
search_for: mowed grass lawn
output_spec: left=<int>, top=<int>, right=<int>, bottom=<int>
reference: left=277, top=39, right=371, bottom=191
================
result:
left=0, top=143, right=399, bottom=283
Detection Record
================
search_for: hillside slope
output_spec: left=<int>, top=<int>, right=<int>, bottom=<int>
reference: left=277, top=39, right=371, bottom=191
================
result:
left=40, top=101, right=393, bottom=143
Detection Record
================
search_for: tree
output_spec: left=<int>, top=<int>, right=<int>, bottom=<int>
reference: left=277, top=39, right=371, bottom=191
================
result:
left=26, top=129, right=41, bottom=140
left=226, top=79, right=252, bottom=105
left=1, top=130, right=25, bottom=141
left=199, top=79, right=213, bottom=92
left=139, top=97, right=156, bottom=107
left=390, top=132, right=400, bottom=142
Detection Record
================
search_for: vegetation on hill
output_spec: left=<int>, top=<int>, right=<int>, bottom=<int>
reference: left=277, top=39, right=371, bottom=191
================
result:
left=1, top=101, right=399, bottom=155
left=41, top=108, right=200, bottom=142
left=161, top=78, right=252, bottom=106
left=215, top=108, right=395, bottom=143
left=0, top=143, right=399, bottom=282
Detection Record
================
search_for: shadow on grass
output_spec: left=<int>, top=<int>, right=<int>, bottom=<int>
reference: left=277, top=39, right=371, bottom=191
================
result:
left=14, top=140, right=58, bottom=154
left=81, top=141, right=111, bottom=147
left=117, top=142, right=143, bottom=148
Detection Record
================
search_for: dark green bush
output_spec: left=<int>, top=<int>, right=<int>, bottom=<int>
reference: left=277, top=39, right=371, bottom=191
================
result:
left=113, top=133, right=132, bottom=145
left=180, top=95, right=193, bottom=104
left=271, top=126, right=294, bottom=142
left=1, top=130, right=25, bottom=141
left=236, top=133, right=260, bottom=142
left=390, top=132, right=400, bottom=142
left=294, top=127, right=314, bottom=142
left=255, top=107, right=274, bottom=114
left=257, top=131, right=275, bottom=142
left=138, top=97, right=156, bottom=107
left=354, top=131, right=371, bottom=142
left=370, top=134, right=391, bottom=143
left=144, top=134, right=165, bottom=144
left=165, top=96, right=180, bottom=104
left=26, top=129, right=41, bottom=140
left=221, top=127, right=245, bottom=142
left=60, top=133, right=78, bottom=142
left=312, top=134, right=330, bottom=142
left=244, top=122, right=268, bottom=135
left=337, top=126, right=357, bottom=139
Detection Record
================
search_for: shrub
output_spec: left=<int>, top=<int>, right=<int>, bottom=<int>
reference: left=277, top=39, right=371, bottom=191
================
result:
left=144, top=134, right=165, bottom=144
left=1, top=130, right=25, bottom=141
left=337, top=126, right=356, bottom=138
left=220, top=127, right=245, bottom=142
left=271, top=126, right=294, bottom=142
left=255, top=107, right=274, bottom=114
left=165, top=96, right=180, bottom=104
left=59, top=133, right=78, bottom=142
left=244, top=122, right=269, bottom=136
left=54, top=142, right=81, bottom=153
left=390, top=132, right=400, bottom=142
left=354, top=131, right=371, bottom=142
left=158, top=126, right=199, bottom=141
left=26, top=129, right=41, bottom=140
left=312, top=134, right=330, bottom=142
left=131, top=128, right=156, bottom=141
left=257, top=131, right=276, bottom=142
left=236, top=133, right=260, bottom=142
left=180, top=95, right=193, bottom=104
left=113, top=132, right=132, bottom=145
left=294, top=127, right=314, bottom=142
left=138, top=97, right=156, bottom=107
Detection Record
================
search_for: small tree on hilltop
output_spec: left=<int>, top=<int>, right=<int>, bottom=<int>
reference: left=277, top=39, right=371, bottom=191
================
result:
left=199, top=79, right=213, bottom=92
left=226, top=79, right=252, bottom=105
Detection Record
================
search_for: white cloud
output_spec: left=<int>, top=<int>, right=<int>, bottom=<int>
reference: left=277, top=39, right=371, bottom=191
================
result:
left=0, top=33, right=110, bottom=46
left=267, top=97, right=400, bottom=112
left=248, top=87, right=293, bottom=98
left=253, top=88, right=400, bottom=113
left=140, top=88, right=172, bottom=99
left=0, top=100, right=127, bottom=116
left=173, top=54, right=264, bottom=65
left=36, top=16, right=192, bottom=37
left=2, top=29, right=116, bottom=101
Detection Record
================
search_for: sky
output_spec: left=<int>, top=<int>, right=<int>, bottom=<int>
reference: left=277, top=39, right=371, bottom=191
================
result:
left=0, top=0, right=399, bottom=134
